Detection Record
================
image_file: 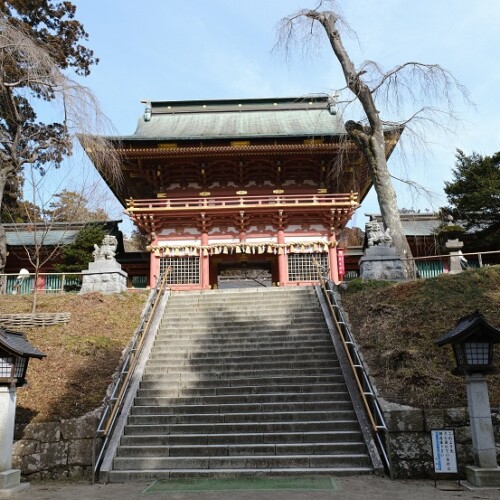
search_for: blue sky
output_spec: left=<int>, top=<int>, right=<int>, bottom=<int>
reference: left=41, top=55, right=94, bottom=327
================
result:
left=61, top=0, right=499, bottom=232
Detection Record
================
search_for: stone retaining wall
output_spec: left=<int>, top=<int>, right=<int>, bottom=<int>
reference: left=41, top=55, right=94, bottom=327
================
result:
left=10, top=403, right=500, bottom=479
left=12, top=413, right=98, bottom=480
left=383, top=401, right=500, bottom=478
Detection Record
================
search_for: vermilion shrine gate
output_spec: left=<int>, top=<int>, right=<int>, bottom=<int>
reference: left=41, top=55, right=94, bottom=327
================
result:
left=91, top=96, right=401, bottom=290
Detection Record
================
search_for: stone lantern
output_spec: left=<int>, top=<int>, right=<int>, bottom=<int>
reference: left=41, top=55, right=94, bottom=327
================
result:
left=0, top=328, right=45, bottom=495
left=435, top=311, right=500, bottom=487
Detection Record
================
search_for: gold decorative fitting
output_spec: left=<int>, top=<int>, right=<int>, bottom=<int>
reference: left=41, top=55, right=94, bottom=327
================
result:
left=158, top=143, right=178, bottom=149
left=199, top=191, right=211, bottom=196
left=317, top=188, right=327, bottom=194
left=273, top=189, right=284, bottom=194
left=303, top=138, right=324, bottom=145
left=156, top=193, right=166, bottom=198
left=236, top=190, right=247, bottom=195
left=230, top=141, right=250, bottom=147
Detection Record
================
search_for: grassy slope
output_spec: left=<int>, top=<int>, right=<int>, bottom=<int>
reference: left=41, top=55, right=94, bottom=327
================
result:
left=341, top=266, right=500, bottom=408
left=0, top=292, right=148, bottom=423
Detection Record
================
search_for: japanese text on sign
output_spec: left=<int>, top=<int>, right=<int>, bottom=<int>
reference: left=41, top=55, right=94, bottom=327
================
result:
left=431, top=430, right=458, bottom=474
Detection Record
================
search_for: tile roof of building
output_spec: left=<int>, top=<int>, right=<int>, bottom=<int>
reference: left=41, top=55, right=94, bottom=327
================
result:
left=122, top=96, right=346, bottom=141
left=3, top=221, right=122, bottom=248
left=365, top=213, right=441, bottom=237
left=5, top=229, right=79, bottom=247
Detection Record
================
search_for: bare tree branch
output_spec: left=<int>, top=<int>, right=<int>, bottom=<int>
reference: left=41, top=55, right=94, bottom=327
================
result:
left=275, top=2, right=471, bottom=276
left=0, top=16, right=122, bottom=274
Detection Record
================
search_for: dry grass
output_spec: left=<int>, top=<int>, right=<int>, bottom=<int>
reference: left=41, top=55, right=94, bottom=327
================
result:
left=0, top=292, right=148, bottom=423
left=341, top=266, right=500, bottom=408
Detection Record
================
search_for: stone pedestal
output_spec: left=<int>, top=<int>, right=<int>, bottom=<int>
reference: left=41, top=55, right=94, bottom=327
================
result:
left=359, top=246, right=406, bottom=281
left=465, top=465, right=500, bottom=488
left=0, top=470, right=29, bottom=496
left=80, top=260, right=128, bottom=294
left=445, top=239, right=464, bottom=274
left=463, top=373, right=500, bottom=487
left=0, top=387, right=28, bottom=496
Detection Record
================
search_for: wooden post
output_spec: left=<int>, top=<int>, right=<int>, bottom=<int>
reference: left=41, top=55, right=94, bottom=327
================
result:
left=328, top=232, right=340, bottom=284
left=149, top=234, right=160, bottom=289
left=277, top=230, right=288, bottom=286
left=200, top=232, right=210, bottom=289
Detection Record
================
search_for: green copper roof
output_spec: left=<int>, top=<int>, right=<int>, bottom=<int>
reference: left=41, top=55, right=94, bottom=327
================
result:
left=5, top=229, right=79, bottom=247
left=125, top=96, right=346, bottom=141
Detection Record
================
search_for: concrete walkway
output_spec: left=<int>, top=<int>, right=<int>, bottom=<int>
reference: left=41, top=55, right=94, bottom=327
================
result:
left=10, top=476, right=500, bottom=500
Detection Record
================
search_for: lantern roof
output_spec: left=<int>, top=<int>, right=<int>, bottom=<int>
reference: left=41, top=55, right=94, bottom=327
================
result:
left=0, top=328, right=46, bottom=358
left=435, top=311, right=500, bottom=347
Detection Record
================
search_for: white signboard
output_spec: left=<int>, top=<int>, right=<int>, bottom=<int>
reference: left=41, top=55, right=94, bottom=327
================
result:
left=431, top=430, right=458, bottom=474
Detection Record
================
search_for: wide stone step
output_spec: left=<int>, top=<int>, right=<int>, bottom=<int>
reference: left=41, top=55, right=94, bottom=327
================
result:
left=140, top=368, right=341, bottom=382
left=156, top=330, right=328, bottom=338
left=113, top=453, right=371, bottom=471
left=147, top=353, right=335, bottom=364
left=164, top=308, right=321, bottom=321
left=150, top=340, right=333, bottom=354
left=124, top=420, right=360, bottom=436
left=164, top=308, right=320, bottom=321
left=169, top=291, right=318, bottom=307
left=162, top=318, right=326, bottom=329
left=163, top=314, right=323, bottom=324
left=136, top=383, right=348, bottom=398
left=168, top=292, right=315, bottom=303
left=168, top=290, right=315, bottom=302
left=120, top=430, right=364, bottom=447
left=130, top=400, right=352, bottom=415
left=139, top=375, right=345, bottom=390
left=116, top=441, right=367, bottom=458
left=148, top=345, right=335, bottom=359
left=108, top=466, right=373, bottom=481
left=134, top=391, right=351, bottom=407
left=155, top=331, right=329, bottom=342
left=127, top=410, right=356, bottom=426
left=153, top=337, right=331, bottom=348
left=143, top=359, right=338, bottom=372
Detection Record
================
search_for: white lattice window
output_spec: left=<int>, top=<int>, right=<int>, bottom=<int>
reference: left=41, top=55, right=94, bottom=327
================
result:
left=287, top=253, right=328, bottom=281
left=0, top=353, right=13, bottom=378
left=160, top=257, right=200, bottom=285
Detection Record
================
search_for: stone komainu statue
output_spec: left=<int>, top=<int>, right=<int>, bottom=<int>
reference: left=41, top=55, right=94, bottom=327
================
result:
left=365, top=217, right=393, bottom=247
left=92, top=235, right=118, bottom=261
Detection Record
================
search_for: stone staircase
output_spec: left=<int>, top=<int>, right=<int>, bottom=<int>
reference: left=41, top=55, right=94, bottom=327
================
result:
left=109, top=286, right=374, bottom=480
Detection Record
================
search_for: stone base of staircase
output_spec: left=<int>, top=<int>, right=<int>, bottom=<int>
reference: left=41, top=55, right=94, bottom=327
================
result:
left=107, top=287, right=375, bottom=481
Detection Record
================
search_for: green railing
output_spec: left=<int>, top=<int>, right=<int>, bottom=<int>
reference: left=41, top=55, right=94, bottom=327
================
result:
left=406, top=250, right=500, bottom=279
left=0, top=272, right=84, bottom=294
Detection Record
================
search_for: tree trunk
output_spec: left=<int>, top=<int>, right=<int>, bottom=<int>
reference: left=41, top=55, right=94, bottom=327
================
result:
left=310, top=10, right=415, bottom=276
left=0, top=168, right=8, bottom=276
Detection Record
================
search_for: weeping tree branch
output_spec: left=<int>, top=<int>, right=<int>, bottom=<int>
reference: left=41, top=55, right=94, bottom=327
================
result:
left=0, top=15, right=122, bottom=276
left=276, top=1, right=470, bottom=276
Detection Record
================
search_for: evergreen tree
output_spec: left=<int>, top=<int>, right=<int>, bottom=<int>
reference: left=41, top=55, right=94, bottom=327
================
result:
left=0, top=2, right=119, bottom=274
left=444, top=150, right=500, bottom=249
left=54, top=224, right=105, bottom=273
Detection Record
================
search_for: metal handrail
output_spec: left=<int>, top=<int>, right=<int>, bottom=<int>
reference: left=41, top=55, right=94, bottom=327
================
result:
left=91, top=269, right=171, bottom=482
left=402, top=249, right=500, bottom=262
left=314, top=262, right=391, bottom=475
